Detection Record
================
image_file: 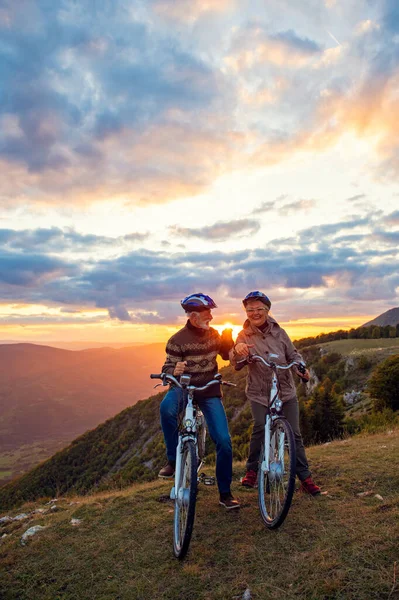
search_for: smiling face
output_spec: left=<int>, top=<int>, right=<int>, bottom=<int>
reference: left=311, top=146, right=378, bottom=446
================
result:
left=245, top=299, right=269, bottom=328
left=189, top=308, right=213, bottom=330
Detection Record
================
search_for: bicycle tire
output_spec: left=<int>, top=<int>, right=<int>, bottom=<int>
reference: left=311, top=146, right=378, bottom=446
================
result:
left=258, top=417, right=296, bottom=529
left=173, top=439, right=197, bottom=559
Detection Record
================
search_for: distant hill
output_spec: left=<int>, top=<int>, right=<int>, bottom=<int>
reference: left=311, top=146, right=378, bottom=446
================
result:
left=363, top=307, right=399, bottom=327
left=0, top=340, right=146, bottom=350
left=0, top=342, right=167, bottom=483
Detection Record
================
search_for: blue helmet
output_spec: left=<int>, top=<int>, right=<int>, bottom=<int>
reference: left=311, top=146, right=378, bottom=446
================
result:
left=242, top=291, right=271, bottom=309
left=181, top=293, right=217, bottom=312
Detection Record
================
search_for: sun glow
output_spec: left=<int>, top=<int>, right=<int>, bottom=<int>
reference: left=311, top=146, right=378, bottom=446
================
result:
left=213, top=322, right=242, bottom=341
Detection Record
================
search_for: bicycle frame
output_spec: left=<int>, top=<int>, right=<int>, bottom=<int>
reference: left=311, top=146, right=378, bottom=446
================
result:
left=261, top=367, right=283, bottom=479
left=171, top=380, right=200, bottom=502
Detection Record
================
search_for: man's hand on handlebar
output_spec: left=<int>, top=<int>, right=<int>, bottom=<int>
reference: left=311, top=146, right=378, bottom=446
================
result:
left=173, top=361, right=187, bottom=376
left=234, top=342, right=254, bottom=357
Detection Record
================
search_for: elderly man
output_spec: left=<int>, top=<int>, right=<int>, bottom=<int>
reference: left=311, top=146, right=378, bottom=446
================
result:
left=158, top=293, right=240, bottom=509
left=232, top=291, right=321, bottom=495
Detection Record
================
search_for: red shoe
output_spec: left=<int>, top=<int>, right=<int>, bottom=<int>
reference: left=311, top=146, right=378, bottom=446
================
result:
left=240, top=470, right=258, bottom=488
left=300, top=476, right=321, bottom=496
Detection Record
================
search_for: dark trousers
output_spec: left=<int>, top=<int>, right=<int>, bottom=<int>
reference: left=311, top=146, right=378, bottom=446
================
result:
left=246, top=396, right=311, bottom=481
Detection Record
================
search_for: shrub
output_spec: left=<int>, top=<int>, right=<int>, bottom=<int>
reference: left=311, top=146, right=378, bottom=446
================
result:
left=368, top=354, right=399, bottom=411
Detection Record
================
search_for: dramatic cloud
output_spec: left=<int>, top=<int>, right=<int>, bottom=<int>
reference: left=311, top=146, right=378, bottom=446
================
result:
left=1, top=209, right=398, bottom=324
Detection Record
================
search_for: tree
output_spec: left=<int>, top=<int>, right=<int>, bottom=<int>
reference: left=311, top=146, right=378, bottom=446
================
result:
left=308, top=379, right=345, bottom=444
left=368, top=354, right=399, bottom=411
left=371, top=326, right=381, bottom=339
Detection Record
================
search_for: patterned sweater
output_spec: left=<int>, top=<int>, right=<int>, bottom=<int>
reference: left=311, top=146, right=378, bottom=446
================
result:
left=161, top=320, right=234, bottom=399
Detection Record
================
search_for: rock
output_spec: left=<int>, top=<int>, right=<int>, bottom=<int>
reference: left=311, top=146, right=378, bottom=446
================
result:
left=242, top=589, right=252, bottom=600
left=345, top=357, right=355, bottom=373
left=13, top=513, right=29, bottom=521
left=0, top=516, right=12, bottom=524
left=21, top=526, right=47, bottom=545
left=343, top=390, right=362, bottom=405
left=374, top=494, right=384, bottom=501
left=70, top=518, right=82, bottom=526
left=357, top=491, right=373, bottom=497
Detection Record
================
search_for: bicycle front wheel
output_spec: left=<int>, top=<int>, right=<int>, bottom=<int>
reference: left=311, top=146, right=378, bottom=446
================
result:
left=173, top=439, right=197, bottom=559
left=258, top=417, right=296, bottom=529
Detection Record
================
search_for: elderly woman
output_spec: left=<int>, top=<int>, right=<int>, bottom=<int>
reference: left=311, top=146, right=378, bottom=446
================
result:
left=231, top=291, right=321, bottom=495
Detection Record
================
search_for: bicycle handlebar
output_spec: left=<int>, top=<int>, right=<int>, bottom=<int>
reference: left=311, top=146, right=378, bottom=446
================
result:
left=149, top=372, right=236, bottom=389
left=235, top=353, right=308, bottom=381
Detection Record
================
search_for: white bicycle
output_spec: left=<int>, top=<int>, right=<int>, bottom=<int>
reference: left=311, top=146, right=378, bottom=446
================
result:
left=236, top=354, right=307, bottom=529
left=150, top=372, right=236, bottom=559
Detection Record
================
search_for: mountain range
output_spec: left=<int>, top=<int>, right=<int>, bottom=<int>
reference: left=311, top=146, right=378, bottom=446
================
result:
left=0, top=342, right=167, bottom=484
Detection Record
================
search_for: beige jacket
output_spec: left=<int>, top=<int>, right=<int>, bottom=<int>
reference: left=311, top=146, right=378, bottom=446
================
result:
left=230, top=316, right=304, bottom=406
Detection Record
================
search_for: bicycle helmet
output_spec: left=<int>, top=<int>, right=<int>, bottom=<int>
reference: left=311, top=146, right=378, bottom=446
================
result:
left=242, top=291, right=271, bottom=309
left=180, top=293, right=217, bottom=312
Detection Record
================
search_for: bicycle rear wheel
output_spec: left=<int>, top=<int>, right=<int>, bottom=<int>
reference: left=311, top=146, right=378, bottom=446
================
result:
left=173, top=439, right=197, bottom=559
left=258, top=417, right=296, bottom=529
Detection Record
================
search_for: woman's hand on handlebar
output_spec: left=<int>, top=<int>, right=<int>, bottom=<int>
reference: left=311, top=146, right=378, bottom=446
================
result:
left=173, top=361, right=187, bottom=376
left=234, top=343, right=254, bottom=357
left=294, top=364, right=310, bottom=382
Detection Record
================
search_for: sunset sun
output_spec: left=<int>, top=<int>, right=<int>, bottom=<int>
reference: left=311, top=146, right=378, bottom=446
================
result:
left=213, top=322, right=242, bottom=341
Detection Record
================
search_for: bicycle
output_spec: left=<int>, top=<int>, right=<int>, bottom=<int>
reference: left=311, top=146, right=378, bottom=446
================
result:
left=150, top=371, right=236, bottom=559
left=236, top=354, right=307, bottom=529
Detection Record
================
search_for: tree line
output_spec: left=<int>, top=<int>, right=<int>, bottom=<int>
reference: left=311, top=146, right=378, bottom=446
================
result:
left=294, top=324, right=399, bottom=350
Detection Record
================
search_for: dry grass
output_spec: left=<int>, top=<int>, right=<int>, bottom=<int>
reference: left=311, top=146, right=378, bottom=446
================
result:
left=1, top=429, right=398, bottom=600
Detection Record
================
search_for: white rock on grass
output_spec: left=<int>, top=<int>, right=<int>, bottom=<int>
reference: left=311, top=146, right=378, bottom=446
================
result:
left=0, top=516, right=13, bottom=523
left=13, top=513, right=29, bottom=521
left=21, top=526, right=47, bottom=546
left=70, top=518, right=82, bottom=526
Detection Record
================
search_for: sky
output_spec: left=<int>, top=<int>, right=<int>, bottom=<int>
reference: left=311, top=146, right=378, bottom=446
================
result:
left=0, top=0, right=399, bottom=346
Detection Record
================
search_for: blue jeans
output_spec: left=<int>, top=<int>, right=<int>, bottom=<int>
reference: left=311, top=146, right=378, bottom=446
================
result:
left=160, top=387, right=233, bottom=495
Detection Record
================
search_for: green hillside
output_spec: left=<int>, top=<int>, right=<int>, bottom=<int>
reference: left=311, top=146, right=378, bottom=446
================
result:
left=320, top=337, right=399, bottom=356
left=1, top=428, right=398, bottom=600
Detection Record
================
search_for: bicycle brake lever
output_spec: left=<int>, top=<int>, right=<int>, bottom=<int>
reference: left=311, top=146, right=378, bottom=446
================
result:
left=153, top=383, right=163, bottom=388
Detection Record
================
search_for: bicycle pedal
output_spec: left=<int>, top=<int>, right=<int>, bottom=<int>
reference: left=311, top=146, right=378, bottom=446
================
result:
left=198, top=473, right=215, bottom=486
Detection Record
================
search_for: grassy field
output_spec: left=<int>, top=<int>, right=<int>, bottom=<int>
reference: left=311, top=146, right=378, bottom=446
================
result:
left=1, top=428, right=398, bottom=600
left=321, top=338, right=399, bottom=357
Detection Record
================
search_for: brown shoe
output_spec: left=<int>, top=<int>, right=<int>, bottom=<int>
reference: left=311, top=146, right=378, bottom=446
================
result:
left=219, top=493, right=240, bottom=510
left=158, top=461, right=175, bottom=479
